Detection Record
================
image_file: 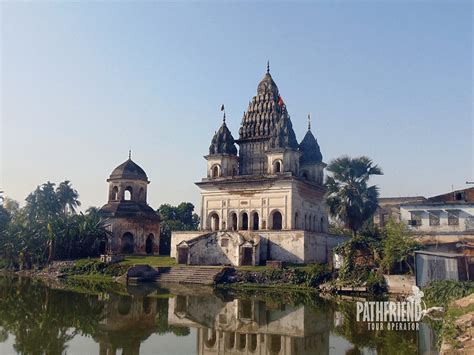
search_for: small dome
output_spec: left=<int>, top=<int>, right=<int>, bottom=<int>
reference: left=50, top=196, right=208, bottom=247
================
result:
left=109, top=159, right=148, bottom=181
left=299, top=130, right=323, bottom=164
left=209, top=120, right=238, bottom=155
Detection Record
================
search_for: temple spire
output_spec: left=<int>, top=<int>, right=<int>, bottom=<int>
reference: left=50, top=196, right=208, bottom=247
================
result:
left=267, top=60, right=270, bottom=74
left=308, top=113, right=311, bottom=131
left=128, top=149, right=132, bottom=160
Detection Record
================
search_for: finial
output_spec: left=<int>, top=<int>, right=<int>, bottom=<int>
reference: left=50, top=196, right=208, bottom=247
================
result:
left=220, top=104, right=226, bottom=123
left=308, top=113, right=311, bottom=131
left=128, top=149, right=132, bottom=159
left=267, top=60, right=270, bottom=74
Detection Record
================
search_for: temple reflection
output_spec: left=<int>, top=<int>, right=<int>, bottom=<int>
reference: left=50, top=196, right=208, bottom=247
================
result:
left=168, top=293, right=332, bottom=355
left=94, top=293, right=158, bottom=355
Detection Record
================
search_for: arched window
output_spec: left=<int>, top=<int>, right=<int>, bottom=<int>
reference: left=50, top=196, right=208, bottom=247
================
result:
left=204, top=329, right=217, bottom=349
left=211, top=164, right=221, bottom=178
left=124, top=186, right=133, bottom=201
left=273, top=160, right=282, bottom=174
left=145, top=234, right=154, bottom=254
left=238, top=333, right=247, bottom=350
left=209, top=212, right=220, bottom=231
left=301, top=171, right=309, bottom=180
left=111, top=186, right=119, bottom=200
left=249, top=334, right=257, bottom=352
left=304, top=215, right=307, bottom=230
left=229, top=212, right=238, bottom=231
left=320, top=217, right=324, bottom=232
left=252, top=212, right=259, bottom=230
left=241, top=212, right=249, bottom=230
left=225, top=332, right=236, bottom=350
left=118, top=296, right=131, bottom=315
left=271, top=211, right=282, bottom=230
left=121, top=232, right=134, bottom=254
left=294, top=212, right=299, bottom=229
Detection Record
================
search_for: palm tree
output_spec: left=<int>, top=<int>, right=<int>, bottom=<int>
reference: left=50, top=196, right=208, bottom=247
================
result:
left=56, top=180, right=81, bottom=215
left=325, top=156, right=383, bottom=237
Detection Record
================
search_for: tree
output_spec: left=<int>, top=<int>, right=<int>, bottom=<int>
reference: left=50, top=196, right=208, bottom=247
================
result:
left=380, top=219, right=420, bottom=274
left=325, top=156, right=383, bottom=237
left=158, top=202, right=200, bottom=255
left=0, top=181, right=109, bottom=268
left=56, top=180, right=81, bottom=215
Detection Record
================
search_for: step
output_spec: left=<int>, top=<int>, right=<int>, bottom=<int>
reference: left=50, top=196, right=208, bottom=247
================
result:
left=153, top=266, right=225, bottom=285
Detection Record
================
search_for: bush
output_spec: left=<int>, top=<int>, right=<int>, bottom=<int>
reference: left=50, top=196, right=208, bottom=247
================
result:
left=423, top=280, right=474, bottom=308
left=305, top=263, right=331, bottom=287
left=366, top=272, right=387, bottom=294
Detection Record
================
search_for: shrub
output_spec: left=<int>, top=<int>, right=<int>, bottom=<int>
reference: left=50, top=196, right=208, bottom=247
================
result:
left=305, top=263, right=331, bottom=287
left=423, top=280, right=474, bottom=308
left=366, top=272, right=387, bottom=294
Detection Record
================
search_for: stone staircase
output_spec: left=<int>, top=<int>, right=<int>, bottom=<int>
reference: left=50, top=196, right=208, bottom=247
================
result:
left=155, top=266, right=226, bottom=285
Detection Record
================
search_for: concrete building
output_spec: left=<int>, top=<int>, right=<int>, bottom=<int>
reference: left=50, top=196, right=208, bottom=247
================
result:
left=374, top=196, right=426, bottom=227
left=172, top=66, right=346, bottom=266
left=99, top=156, right=160, bottom=255
left=378, top=187, right=474, bottom=257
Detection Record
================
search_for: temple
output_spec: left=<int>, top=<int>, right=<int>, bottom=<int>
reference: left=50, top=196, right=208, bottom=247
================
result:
left=99, top=156, right=160, bottom=256
left=171, top=65, right=345, bottom=266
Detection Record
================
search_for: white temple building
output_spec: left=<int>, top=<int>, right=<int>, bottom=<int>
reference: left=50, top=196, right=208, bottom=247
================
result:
left=171, top=65, right=346, bottom=266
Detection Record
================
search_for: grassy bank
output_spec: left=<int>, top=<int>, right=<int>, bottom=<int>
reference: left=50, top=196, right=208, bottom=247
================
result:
left=423, top=280, right=474, bottom=350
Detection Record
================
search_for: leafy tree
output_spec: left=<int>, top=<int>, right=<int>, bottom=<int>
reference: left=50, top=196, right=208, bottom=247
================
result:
left=0, top=181, right=109, bottom=268
left=325, top=156, right=383, bottom=237
left=158, top=202, right=199, bottom=255
left=380, top=218, right=420, bottom=274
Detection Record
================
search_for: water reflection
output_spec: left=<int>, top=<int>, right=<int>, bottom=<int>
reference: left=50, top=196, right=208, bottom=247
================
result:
left=0, top=277, right=437, bottom=355
left=168, top=293, right=331, bottom=354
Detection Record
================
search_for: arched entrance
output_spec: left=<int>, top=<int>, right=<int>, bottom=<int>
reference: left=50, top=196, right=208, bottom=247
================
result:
left=229, top=212, right=238, bottom=231
left=145, top=234, right=154, bottom=254
left=271, top=211, right=282, bottom=230
left=209, top=212, right=220, bottom=231
left=99, top=238, right=108, bottom=254
left=251, top=212, right=259, bottom=231
left=241, top=212, right=249, bottom=230
left=122, top=232, right=134, bottom=254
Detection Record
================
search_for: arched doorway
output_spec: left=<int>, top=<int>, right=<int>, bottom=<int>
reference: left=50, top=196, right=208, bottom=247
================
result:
left=294, top=212, right=299, bottom=229
left=99, top=238, right=107, bottom=254
left=145, top=234, right=154, bottom=254
left=122, top=232, right=134, bottom=254
left=252, top=212, right=259, bottom=231
left=229, top=212, right=238, bottom=230
left=209, top=212, right=220, bottom=231
left=241, top=212, right=249, bottom=230
left=271, top=211, right=282, bottom=230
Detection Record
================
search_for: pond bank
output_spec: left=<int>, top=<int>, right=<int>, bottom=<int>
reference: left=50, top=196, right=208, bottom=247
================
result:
left=2, top=257, right=404, bottom=297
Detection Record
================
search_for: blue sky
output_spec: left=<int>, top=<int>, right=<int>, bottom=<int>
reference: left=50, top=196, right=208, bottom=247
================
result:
left=1, top=1, right=472, bottom=210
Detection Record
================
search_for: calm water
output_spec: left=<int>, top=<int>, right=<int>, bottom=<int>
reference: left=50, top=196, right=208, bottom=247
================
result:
left=0, top=276, right=438, bottom=355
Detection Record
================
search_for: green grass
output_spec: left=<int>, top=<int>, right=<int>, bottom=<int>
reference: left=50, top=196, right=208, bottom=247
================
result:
left=118, top=256, right=176, bottom=267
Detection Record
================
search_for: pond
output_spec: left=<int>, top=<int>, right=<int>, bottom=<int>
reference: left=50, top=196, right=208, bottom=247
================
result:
left=0, top=276, right=438, bottom=354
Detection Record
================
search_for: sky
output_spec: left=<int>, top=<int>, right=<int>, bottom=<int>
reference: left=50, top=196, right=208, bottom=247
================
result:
left=1, top=1, right=472, bottom=211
